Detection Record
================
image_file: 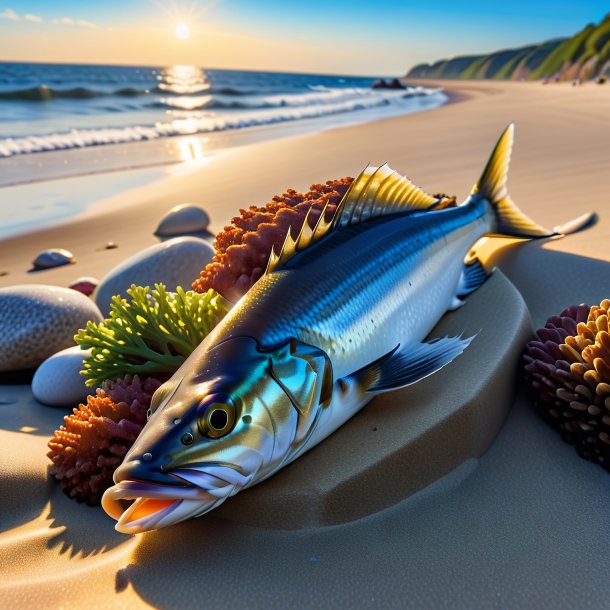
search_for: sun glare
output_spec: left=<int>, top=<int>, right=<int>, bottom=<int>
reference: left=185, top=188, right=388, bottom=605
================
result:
left=175, top=23, right=190, bottom=40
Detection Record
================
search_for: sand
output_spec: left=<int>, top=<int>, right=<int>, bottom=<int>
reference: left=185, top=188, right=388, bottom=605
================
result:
left=1, top=80, right=610, bottom=608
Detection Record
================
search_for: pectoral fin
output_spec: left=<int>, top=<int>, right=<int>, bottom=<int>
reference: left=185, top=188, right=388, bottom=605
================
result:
left=456, top=259, right=491, bottom=297
left=354, top=335, right=475, bottom=394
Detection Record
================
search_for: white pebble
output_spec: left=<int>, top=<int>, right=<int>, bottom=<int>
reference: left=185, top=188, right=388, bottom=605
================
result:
left=32, top=346, right=94, bottom=407
left=154, top=204, right=210, bottom=238
left=93, top=236, right=215, bottom=316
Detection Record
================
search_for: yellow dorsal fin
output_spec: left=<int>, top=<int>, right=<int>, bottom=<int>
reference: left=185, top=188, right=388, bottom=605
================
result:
left=265, top=164, right=441, bottom=275
left=332, top=163, right=438, bottom=229
left=265, top=200, right=336, bottom=275
left=311, top=200, right=334, bottom=241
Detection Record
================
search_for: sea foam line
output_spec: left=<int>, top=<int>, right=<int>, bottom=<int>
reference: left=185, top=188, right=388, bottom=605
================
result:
left=0, top=88, right=446, bottom=157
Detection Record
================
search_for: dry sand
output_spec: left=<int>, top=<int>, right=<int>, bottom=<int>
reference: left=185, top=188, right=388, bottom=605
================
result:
left=1, top=80, right=610, bottom=608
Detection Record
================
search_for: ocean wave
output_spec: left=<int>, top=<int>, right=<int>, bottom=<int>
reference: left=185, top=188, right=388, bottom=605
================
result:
left=148, top=86, right=427, bottom=111
left=0, top=83, right=424, bottom=106
left=208, top=86, right=424, bottom=110
left=0, top=88, right=446, bottom=157
left=0, top=85, right=150, bottom=100
left=210, top=86, right=253, bottom=96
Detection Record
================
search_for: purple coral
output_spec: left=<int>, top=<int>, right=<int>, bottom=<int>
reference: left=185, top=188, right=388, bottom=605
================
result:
left=523, top=300, right=610, bottom=469
left=47, top=375, right=162, bottom=505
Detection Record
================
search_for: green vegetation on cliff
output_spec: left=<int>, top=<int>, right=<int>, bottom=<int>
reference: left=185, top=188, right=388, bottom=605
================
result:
left=407, top=14, right=610, bottom=81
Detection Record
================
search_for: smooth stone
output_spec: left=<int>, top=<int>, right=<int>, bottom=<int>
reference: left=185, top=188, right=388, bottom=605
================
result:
left=93, top=236, right=215, bottom=317
left=215, top=271, right=533, bottom=529
left=32, top=346, right=94, bottom=407
left=32, top=248, right=75, bottom=270
left=68, top=276, right=99, bottom=297
left=0, top=285, right=103, bottom=372
left=154, top=204, right=210, bottom=238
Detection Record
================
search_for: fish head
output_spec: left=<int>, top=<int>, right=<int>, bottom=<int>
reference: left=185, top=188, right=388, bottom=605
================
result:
left=102, top=335, right=333, bottom=534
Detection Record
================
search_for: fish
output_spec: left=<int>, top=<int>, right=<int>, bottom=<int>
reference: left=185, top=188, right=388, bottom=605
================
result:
left=102, top=124, right=594, bottom=533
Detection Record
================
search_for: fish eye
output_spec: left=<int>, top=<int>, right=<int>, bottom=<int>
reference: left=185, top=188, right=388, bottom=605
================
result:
left=197, top=394, right=237, bottom=439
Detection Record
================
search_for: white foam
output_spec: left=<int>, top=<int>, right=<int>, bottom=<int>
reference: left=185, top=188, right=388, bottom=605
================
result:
left=212, top=86, right=421, bottom=109
left=0, top=87, right=446, bottom=157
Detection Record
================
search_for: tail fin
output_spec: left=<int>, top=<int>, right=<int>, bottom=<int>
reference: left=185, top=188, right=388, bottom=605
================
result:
left=473, top=124, right=595, bottom=238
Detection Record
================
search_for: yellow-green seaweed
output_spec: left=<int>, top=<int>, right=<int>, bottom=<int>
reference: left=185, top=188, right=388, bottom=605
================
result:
left=75, top=284, right=230, bottom=387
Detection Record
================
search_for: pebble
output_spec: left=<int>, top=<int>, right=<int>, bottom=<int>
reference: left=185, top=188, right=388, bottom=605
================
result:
left=154, top=204, right=210, bottom=238
left=93, top=236, right=215, bottom=316
left=32, top=248, right=75, bottom=270
left=69, top=276, right=99, bottom=297
left=0, top=284, right=103, bottom=371
left=32, top=346, right=94, bottom=407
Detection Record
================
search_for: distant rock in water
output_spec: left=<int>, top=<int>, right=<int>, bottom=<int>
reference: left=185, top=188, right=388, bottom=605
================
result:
left=372, top=78, right=405, bottom=90
left=0, top=285, right=103, bottom=372
left=93, top=236, right=215, bottom=317
left=154, top=204, right=210, bottom=238
left=32, top=248, right=75, bottom=270
left=406, top=14, right=610, bottom=82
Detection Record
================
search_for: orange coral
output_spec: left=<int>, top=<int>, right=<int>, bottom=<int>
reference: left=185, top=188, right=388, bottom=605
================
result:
left=192, top=177, right=353, bottom=302
left=47, top=375, right=162, bottom=505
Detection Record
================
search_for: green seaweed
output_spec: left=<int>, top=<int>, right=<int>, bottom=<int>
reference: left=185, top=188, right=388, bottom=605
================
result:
left=75, top=284, right=231, bottom=387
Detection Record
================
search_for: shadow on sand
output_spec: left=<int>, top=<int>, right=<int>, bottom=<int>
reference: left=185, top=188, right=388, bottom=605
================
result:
left=0, top=387, right=68, bottom=436
left=44, top=485, right=128, bottom=558
left=493, top=240, right=610, bottom=325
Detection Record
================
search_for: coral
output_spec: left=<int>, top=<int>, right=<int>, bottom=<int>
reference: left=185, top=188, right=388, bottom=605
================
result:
left=192, top=178, right=353, bottom=302
left=75, top=283, right=230, bottom=387
left=47, top=375, right=162, bottom=505
left=523, top=299, right=610, bottom=470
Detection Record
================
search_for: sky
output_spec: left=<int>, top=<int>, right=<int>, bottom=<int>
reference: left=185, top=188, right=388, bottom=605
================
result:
left=0, top=1, right=608, bottom=75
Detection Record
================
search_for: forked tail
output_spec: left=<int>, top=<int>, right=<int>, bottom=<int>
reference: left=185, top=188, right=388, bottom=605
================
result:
left=473, top=124, right=596, bottom=238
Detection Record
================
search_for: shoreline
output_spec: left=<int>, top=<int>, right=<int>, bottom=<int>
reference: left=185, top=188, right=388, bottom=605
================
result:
left=0, top=93, right=459, bottom=286
left=0, top=88, right=448, bottom=243
left=0, top=87, right=447, bottom=186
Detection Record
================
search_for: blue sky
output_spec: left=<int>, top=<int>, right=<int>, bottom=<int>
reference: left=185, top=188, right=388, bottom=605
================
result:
left=0, top=1, right=608, bottom=74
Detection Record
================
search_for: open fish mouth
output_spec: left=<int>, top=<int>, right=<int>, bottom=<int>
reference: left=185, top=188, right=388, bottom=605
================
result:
left=102, top=466, right=253, bottom=534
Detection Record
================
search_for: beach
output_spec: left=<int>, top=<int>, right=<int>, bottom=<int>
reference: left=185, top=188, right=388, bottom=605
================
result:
left=2, top=79, right=610, bottom=608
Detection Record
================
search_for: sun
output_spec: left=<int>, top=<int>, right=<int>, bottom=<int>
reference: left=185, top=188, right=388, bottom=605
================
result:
left=175, top=22, right=190, bottom=40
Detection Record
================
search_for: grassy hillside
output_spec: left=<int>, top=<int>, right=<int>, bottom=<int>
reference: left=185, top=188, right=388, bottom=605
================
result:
left=407, top=14, right=610, bottom=81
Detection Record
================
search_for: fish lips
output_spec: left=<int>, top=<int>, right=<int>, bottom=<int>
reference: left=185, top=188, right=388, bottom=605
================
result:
left=101, top=465, right=254, bottom=534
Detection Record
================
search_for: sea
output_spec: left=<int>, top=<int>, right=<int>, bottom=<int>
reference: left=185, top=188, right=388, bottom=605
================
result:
left=0, top=62, right=446, bottom=157
left=0, top=62, right=447, bottom=238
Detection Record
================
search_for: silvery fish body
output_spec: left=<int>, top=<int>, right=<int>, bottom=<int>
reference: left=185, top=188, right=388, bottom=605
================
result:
left=102, top=125, right=591, bottom=533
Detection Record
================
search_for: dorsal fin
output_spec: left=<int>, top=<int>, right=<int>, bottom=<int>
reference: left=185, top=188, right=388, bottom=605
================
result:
left=265, top=200, right=335, bottom=275
left=332, top=163, right=439, bottom=229
left=265, top=164, right=442, bottom=275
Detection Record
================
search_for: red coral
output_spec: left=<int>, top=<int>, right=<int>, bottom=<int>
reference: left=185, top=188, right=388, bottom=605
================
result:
left=47, top=375, right=162, bottom=505
left=192, top=177, right=353, bottom=302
